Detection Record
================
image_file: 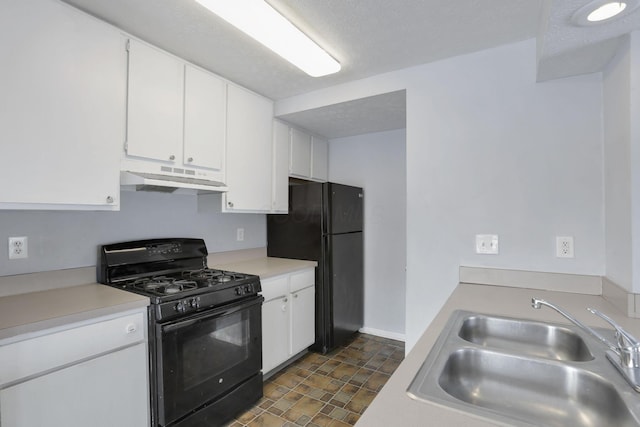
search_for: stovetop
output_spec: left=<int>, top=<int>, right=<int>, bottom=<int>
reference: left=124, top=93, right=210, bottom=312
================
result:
left=98, top=239, right=262, bottom=321
left=121, top=269, right=254, bottom=298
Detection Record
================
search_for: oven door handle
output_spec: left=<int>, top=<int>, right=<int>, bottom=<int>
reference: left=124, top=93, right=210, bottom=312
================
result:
left=161, top=296, right=264, bottom=333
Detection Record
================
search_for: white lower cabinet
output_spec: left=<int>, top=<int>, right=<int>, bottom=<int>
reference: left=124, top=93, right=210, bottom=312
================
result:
left=261, top=269, right=315, bottom=375
left=1, top=343, right=148, bottom=427
left=0, top=310, right=149, bottom=427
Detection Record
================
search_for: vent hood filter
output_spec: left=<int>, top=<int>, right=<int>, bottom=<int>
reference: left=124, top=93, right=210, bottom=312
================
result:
left=120, top=171, right=228, bottom=194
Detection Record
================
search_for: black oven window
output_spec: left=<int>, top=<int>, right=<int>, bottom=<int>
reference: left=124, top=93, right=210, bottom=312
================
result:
left=181, top=310, right=250, bottom=390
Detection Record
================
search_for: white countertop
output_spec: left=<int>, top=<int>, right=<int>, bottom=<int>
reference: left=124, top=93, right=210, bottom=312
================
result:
left=0, top=284, right=149, bottom=342
left=356, top=283, right=640, bottom=426
left=211, top=256, right=317, bottom=279
left=0, top=254, right=312, bottom=343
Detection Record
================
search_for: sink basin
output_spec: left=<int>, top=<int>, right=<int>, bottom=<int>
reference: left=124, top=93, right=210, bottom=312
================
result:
left=438, top=348, right=636, bottom=427
left=407, top=310, right=640, bottom=426
left=458, top=314, right=593, bottom=361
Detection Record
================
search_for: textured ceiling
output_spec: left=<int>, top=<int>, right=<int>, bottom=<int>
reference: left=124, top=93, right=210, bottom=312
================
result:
left=537, top=0, right=640, bottom=81
left=59, top=0, right=640, bottom=138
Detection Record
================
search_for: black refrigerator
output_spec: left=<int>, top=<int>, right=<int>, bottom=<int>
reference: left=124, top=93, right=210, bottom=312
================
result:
left=267, top=182, right=364, bottom=354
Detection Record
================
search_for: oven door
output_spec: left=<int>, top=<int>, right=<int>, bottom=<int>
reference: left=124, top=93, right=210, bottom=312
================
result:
left=155, top=295, right=263, bottom=427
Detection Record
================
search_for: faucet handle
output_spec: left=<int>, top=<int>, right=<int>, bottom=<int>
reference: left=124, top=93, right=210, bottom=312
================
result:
left=587, top=308, right=640, bottom=348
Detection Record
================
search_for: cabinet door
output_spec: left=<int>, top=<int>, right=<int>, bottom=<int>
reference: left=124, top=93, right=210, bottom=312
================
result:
left=291, top=286, right=316, bottom=355
left=224, top=84, right=273, bottom=212
left=272, top=120, right=290, bottom=213
left=289, top=128, right=312, bottom=177
left=184, top=64, right=226, bottom=175
left=262, top=296, right=291, bottom=374
left=0, top=0, right=124, bottom=209
left=126, top=39, right=184, bottom=164
left=311, top=137, right=329, bottom=182
left=1, top=343, right=149, bottom=427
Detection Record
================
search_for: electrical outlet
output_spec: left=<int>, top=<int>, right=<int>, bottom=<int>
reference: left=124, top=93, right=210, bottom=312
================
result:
left=236, top=228, right=245, bottom=242
left=8, top=236, right=28, bottom=260
left=556, top=236, right=574, bottom=258
left=476, top=234, right=499, bottom=254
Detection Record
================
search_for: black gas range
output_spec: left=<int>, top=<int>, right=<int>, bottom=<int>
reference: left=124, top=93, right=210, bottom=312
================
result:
left=98, top=238, right=263, bottom=427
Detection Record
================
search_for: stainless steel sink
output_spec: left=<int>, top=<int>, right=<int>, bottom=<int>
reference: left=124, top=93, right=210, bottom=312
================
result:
left=407, top=310, right=640, bottom=426
left=458, top=314, right=594, bottom=361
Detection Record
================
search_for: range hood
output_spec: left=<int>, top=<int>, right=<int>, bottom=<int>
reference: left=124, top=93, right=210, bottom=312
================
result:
left=120, top=171, right=228, bottom=194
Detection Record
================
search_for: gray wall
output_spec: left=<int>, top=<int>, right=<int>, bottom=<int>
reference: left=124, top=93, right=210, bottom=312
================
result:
left=1, top=191, right=266, bottom=276
left=329, top=129, right=406, bottom=340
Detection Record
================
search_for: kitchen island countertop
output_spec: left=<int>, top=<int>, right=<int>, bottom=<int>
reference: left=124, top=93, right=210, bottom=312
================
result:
left=356, top=282, right=640, bottom=426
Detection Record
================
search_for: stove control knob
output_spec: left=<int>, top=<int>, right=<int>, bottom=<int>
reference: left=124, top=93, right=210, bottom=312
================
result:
left=235, top=287, right=243, bottom=296
left=175, top=301, right=186, bottom=313
left=244, top=285, right=251, bottom=293
left=190, top=297, right=200, bottom=308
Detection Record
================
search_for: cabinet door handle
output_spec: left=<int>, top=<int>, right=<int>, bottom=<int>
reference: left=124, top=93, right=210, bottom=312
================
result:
left=106, top=196, right=114, bottom=204
left=169, top=154, right=175, bottom=161
left=293, top=293, right=298, bottom=298
left=187, top=157, right=193, bottom=162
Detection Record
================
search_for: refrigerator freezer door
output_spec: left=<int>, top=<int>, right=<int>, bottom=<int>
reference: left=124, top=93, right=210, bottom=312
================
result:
left=328, top=232, right=364, bottom=348
left=327, top=184, right=363, bottom=235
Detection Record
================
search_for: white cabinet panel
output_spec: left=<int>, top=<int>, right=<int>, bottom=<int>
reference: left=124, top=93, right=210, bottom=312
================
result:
left=260, top=268, right=315, bottom=375
left=1, top=343, right=149, bottom=427
left=262, top=296, right=290, bottom=374
left=288, top=127, right=328, bottom=183
left=311, top=137, right=329, bottom=181
left=223, top=84, right=273, bottom=212
left=184, top=64, right=226, bottom=173
left=290, top=128, right=312, bottom=177
left=0, top=0, right=124, bottom=209
left=272, top=120, right=290, bottom=213
left=126, top=39, right=184, bottom=163
left=291, top=285, right=316, bottom=354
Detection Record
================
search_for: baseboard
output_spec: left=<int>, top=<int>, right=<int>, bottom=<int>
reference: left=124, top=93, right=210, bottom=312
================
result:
left=359, top=327, right=405, bottom=342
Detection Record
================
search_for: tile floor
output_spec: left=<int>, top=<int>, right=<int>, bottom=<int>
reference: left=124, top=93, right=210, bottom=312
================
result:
left=227, top=333, right=404, bottom=427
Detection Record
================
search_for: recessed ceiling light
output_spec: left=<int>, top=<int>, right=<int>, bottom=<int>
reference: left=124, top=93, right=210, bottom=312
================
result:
left=588, top=2, right=626, bottom=21
left=572, top=0, right=640, bottom=26
left=194, top=0, right=341, bottom=77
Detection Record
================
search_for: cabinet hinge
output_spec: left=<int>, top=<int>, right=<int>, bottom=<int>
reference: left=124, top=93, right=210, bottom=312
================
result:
left=124, top=141, right=128, bottom=153
left=125, top=39, right=130, bottom=52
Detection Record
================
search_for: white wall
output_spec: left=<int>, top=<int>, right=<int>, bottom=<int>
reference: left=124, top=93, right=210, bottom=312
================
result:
left=603, top=31, right=640, bottom=293
left=0, top=191, right=266, bottom=276
left=276, top=38, right=605, bottom=352
left=603, top=35, right=633, bottom=291
left=329, top=129, right=406, bottom=340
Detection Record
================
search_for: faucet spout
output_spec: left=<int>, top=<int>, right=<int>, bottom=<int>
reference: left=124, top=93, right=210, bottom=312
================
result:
left=531, top=298, right=618, bottom=353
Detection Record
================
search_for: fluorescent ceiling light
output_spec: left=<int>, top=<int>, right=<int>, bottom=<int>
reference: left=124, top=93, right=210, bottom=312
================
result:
left=194, top=0, right=341, bottom=77
left=588, top=2, right=626, bottom=21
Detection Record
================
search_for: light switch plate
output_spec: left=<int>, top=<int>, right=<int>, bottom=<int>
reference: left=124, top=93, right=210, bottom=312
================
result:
left=476, top=234, right=499, bottom=254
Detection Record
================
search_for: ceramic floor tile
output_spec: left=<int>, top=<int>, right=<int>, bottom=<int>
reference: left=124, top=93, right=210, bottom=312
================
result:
left=232, top=333, right=404, bottom=426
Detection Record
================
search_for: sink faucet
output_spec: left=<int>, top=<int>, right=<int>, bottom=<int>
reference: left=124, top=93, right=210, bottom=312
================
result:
left=532, top=297, right=640, bottom=392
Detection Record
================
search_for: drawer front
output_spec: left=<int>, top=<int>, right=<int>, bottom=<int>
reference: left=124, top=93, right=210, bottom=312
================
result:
left=0, top=311, right=145, bottom=386
left=289, top=269, right=315, bottom=293
left=261, top=275, right=289, bottom=303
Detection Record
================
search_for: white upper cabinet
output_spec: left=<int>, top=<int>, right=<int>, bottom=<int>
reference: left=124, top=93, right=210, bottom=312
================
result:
left=290, top=128, right=312, bottom=178
left=184, top=64, right=226, bottom=173
left=272, top=120, right=290, bottom=213
left=223, top=85, right=274, bottom=212
left=126, top=39, right=184, bottom=164
left=289, top=127, right=328, bottom=182
left=311, top=136, right=329, bottom=181
left=124, top=40, right=226, bottom=183
left=0, top=0, right=125, bottom=210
